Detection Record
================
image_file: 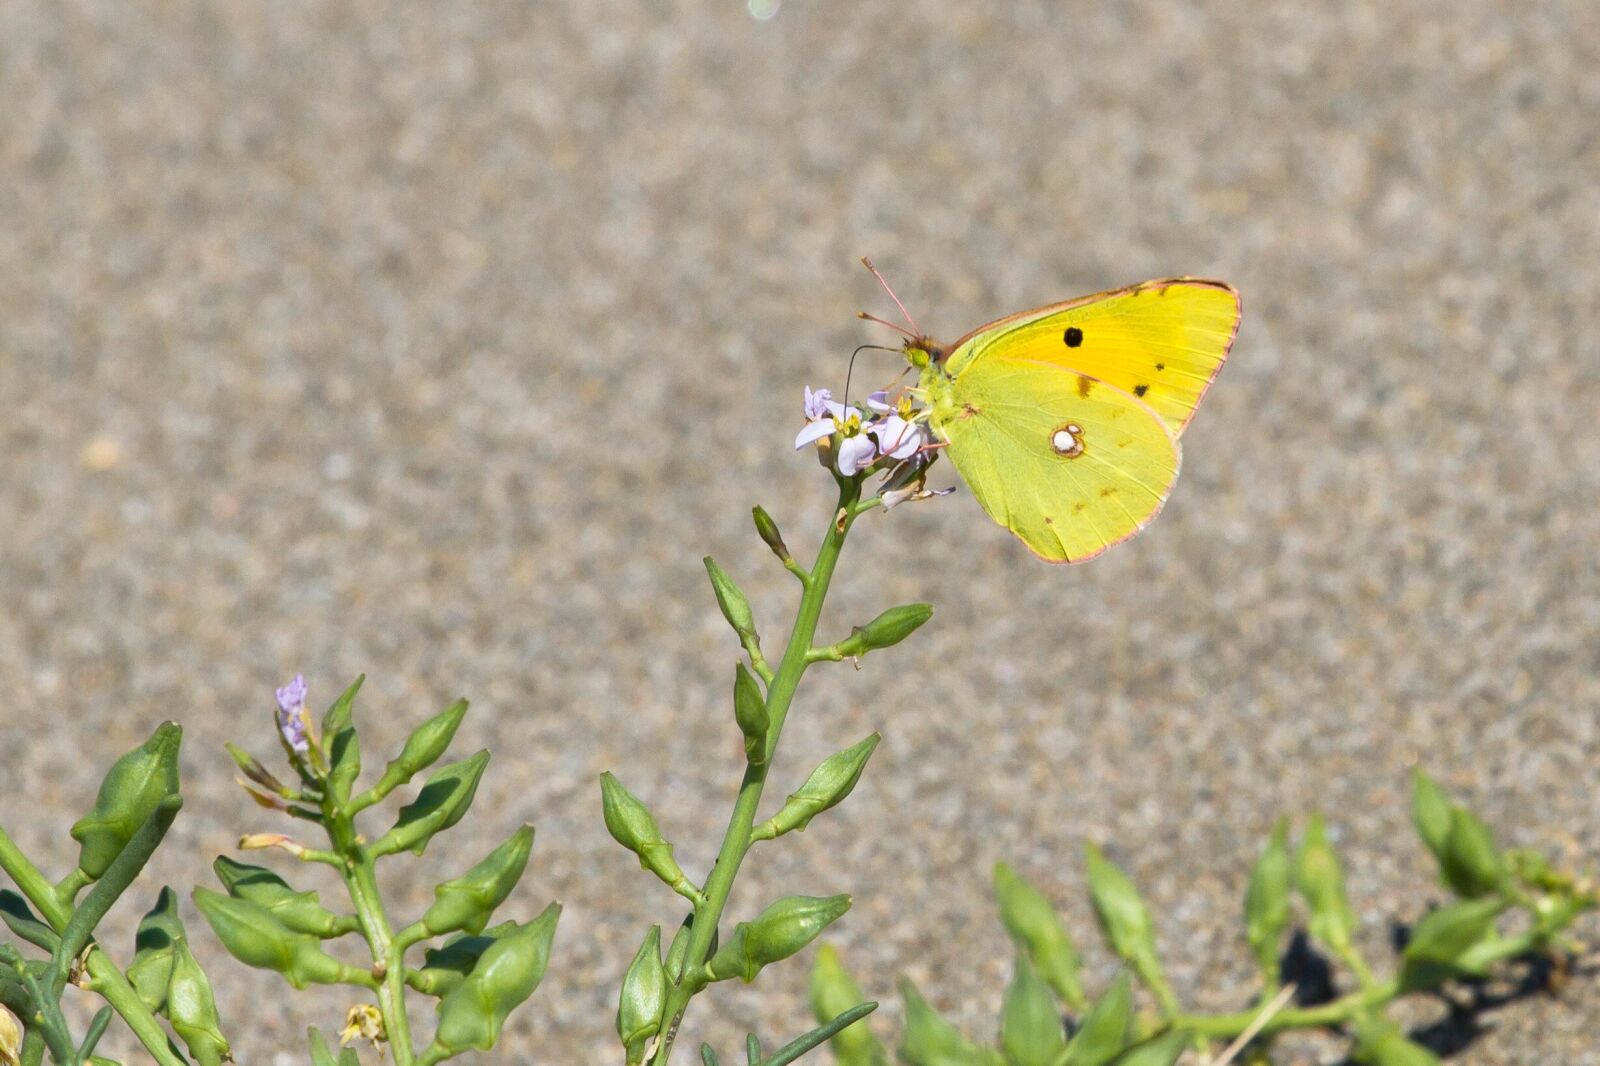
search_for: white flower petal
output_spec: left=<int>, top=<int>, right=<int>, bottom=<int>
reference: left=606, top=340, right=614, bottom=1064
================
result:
left=794, top=418, right=837, bottom=449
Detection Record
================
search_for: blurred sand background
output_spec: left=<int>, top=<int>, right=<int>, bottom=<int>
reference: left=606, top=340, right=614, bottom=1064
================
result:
left=3, top=1, right=1599, bottom=1062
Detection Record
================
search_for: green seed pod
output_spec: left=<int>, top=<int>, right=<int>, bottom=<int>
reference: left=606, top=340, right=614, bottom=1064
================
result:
left=320, top=676, right=365, bottom=806
left=1399, top=897, right=1504, bottom=989
left=835, top=604, right=934, bottom=658
left=1294, top=815, right=1356, bottom=955
left=600, top=772, right=690, bottom=891
left=1352, top=1015, right=1442, bottom=1066
left=1410, top=769, right=1452, bottom=862
left=1440, top=807, right=1505, bottom=899
left=1084, top=844, right=1161, bottom=976
left=1108, top=1030, right=1189, bottom=1066
left=706, top=895, right=850, bottom=984
left=423, top=826, right=535, bottom=937
left=407, top=923, right=517, bottom=998
left=1062, top=971, right=1132, bottom=1066
left=994, top=863, right=1085, bottom=1011
left=664, top=914, right=694, bottom=983
left=127, top=887, right=185, bottom=1011
left=704, top=556, right=757, bottom=638
left=752, top=506, right=791, bottom=564
left=616, top=926, right=667, bottom=1064
left=1244, top=818, right=1292, bottom=986
left=761, top=734, right=881, bottom=839
left=733, top=663, right=770, bottom=765
left=371, top=750, right=490, bottom=857
left=213, top=857, right=355, bottom=938
left=165, top=938, right=230, bottom=1066
left=897, top=978, right=988, bottom=1066
left=70, top=723, right=183, bottom=880
left=371, top=698, right=470, bottom=799
left=809, top=944, right=887, bottom=1066
left=1000, top=954, right=1065, bottom=1066
left=191, top=889, right=357, bottom=989
left=428, top=902, right=560, bottom=1056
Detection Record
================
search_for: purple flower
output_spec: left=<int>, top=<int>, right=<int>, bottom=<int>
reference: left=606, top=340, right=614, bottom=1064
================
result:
left=803, top=386, right=835, bottom=421
left=275, top=673, right=311, bottom=755
left=834, top=433, right=879, bottom=476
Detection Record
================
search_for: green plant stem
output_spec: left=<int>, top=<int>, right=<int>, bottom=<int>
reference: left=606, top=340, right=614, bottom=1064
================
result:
left=1173, top=924, right=1559, bottom=1040
left=0, top=828, right=188, bottom=1066
left=649, top=478, right=866, bottom=1066
left=327, top=812, right=416, bottom=1066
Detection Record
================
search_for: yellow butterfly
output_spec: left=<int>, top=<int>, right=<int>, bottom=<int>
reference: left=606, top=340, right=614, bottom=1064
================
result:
left=863, top=261, right=1241, bottom=563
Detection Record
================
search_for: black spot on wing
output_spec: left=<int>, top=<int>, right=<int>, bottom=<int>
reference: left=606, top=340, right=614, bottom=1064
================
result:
left=1063, top=326, right=1084, bottom=348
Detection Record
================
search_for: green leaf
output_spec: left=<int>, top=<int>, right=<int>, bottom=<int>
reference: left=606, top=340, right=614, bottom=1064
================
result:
left=1062, top=972, right=1132, bottom=1066
left=422, top=826, right=535, bottom=937
left=898, top=978, right=990, bottom=1066
left=426, top=902, right=560, bottom=1056
left=1000, top=954, right=1065, bottom=1066
left=1410, top=769, right=1452, bottom=862
left=1439, top=807, right=1505, bottom=899
left=760, top=734, right=881, bottom=839
left=764, top=1002, right=878, bottom=1066
left=321, top=675, right=365, bottom=806
left=706, top=895, right=851, bottom=984
left=809, top=944, right=888, bottom=1066
left=213, top=857, right=356, bottom=938
left=308, top=1026, right=340, bottom=1066
left=69, top=722, right=182, bottom=880
left=1352, top=1015, right=1441, bottom=1065
left=1294, top=815, right=1356, bottom=955
left=1244, top=818, right=1291, bottom=987
left=994, top=863, right=1085, bottom=1011
left=371, top=751, right=490, bottom=857
left=0, top=892, right=59, bottom=952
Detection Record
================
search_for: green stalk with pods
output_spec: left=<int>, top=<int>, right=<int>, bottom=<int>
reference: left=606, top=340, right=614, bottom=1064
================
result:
left=810, top=769, right=1597, bottom=1066
left=198, top=676, right=559, bottom=1065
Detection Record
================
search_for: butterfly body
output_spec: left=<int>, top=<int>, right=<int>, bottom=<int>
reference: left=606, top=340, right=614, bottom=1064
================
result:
left=900, top=277, right=1240, bottom=563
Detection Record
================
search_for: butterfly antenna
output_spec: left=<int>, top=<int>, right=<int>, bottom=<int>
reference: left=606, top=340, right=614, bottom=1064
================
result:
left=856, top=310, right=918, bottom=340
left=860, top=257, right=923, bottom=337
left=844, top=343, right=899, bottom=405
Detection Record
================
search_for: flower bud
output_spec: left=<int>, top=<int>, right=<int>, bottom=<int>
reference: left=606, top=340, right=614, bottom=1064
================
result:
left=733, top=663, right=769, bottom=765
left=1063, top=971, right=1132, bottom=1066
left=127, top=887, right=185, bottom=1010
left=836, top=604, right=933, bottom=658
left=600, top=773, right=690, bottom=891
left=705, top=894, right=850, bottom=984
left=1084, top=844, right=1161, bottom=975
left=809, top=945, right=886, bottom=1066
left=994, top=863, right=1085, bottom=1011
left=166, top=938, right=230, bottom=1066
left=1353, top=1015, right=1443, bottom=1066
left=1244, top=817, right=1292, bottom=985
left=1410, top=768, right=1452, bottom=862
left=422, top=826, right=535, bottom=937
left=371, top=751, right=490, bottom=857
left=1399, top=897, right=1504, bottom=989
left=752, top=506, right=791, bottom=564
left=320, top=676, right=365, bottom=806
left=192, top=889, right=359, bottom=989
left=213, top=857, right=355, bottom=938
left=616, top=926, right=667, bottom=1063
left=1000, top=955, right=1065, bottom=1066
left=1440, top=807, right=1505, bottom=899
left=428, top=903, right=560, bottom=1056
left=703, top=556, right=757, bottom=639
left=371, top=698, right=470, bottom=799
left=1294, top=815, right=1356, bottom=955
left=663, top=914, right=694, bottom=983
left=1108, top=1030, right=1189, bottom=1066
left=898, top=979, right=986, bottom=1066
left=70, top=723, right=183, bottom=880
left=225, top=743, right=288, bottom=795
left=760, top=734, right=880, bottom=839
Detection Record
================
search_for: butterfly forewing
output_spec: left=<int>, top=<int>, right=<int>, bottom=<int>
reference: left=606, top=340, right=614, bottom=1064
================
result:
left=944, top=278, right=1239, bottom=438
left=935, top=358, right=1181, bottom=564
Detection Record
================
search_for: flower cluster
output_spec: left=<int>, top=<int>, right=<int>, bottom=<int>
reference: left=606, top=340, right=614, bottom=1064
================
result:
left=794, top=387, right=948, bottom=507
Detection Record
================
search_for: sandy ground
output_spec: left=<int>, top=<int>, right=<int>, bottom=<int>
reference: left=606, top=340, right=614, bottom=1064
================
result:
left=3, top=2, right=1599, bottom=1063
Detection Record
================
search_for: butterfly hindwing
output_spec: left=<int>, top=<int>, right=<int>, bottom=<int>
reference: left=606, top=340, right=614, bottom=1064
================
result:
left=934, top=357, right=1181, bottom=563
left=944, top=278, right=1240, bottom=438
